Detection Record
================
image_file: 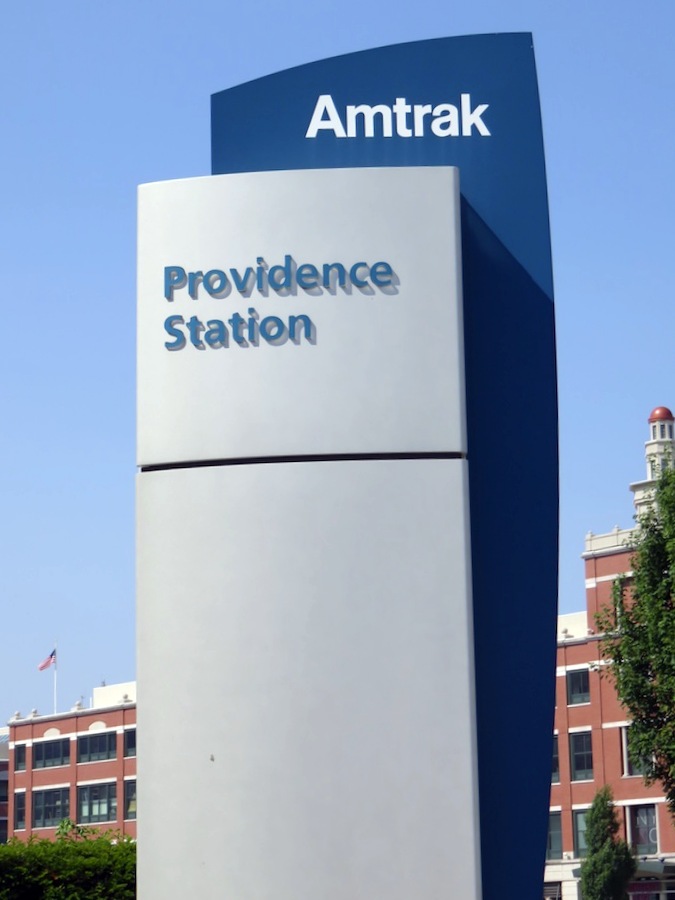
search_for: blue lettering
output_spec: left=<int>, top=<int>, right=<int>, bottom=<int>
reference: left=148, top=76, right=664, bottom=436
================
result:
left=162, top=258, right=395, bottom=303
left=260, top=316, right=287, bottom=345
left=230, top=266, right=255, bottom=293
left=228, top=312, right=247, bottom=344
left=268, top=255, right=293, bottom=291
left=164, top=315, right=185, bottom=350
left=256, top=258, right=266, bottom=291
left=164, top=267, right=186, bottom=301
left=186, top=315, right=205, bottom=348
left=289, top=315, right=313, bottom=343
left=349, top=262, right=369, bottom=288
left=370, top=261, right=393, bottom=287
left=322, top=262, right=346, bottom=290
left=163, top=310, right=315, bottom=349
left=247, top=308, right=259, bottom=343
left=205, top=319, right=228, bottom=347
left=296, top=264, right=319, bottom=289
left=203, top=269, right=229, bottom=296
left=188, top=271, right=204, bottom=299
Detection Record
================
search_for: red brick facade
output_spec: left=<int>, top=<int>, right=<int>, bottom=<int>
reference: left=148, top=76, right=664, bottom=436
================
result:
left=8, top=700, right=136, bottom=841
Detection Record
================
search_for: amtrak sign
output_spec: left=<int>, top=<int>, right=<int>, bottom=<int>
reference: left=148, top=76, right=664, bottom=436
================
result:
left=305, top=93, right=491, bottom=138
left=138, top=33, right=558, bottom=900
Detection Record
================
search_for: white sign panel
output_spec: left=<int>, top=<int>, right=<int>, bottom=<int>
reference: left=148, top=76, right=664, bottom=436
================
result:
left=137, top=167, right=465, bottom=466
left=137, top=164, right=480, bottom=900
left=137, top=458, right=480, bottom=900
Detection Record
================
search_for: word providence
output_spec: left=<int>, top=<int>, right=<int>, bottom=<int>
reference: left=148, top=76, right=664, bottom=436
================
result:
left=162, top=255, right=395, bottom=350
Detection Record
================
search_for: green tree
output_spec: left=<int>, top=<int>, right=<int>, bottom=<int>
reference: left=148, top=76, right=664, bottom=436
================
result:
left=597, top=465, right=675, bottom=816
left=0, top=820, right=135, bottom=899
left=580, top=786, right=636, bottom=900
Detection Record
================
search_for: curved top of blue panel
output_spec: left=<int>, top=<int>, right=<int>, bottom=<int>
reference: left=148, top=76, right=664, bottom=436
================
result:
left=211, top=33, right=552, bottom=298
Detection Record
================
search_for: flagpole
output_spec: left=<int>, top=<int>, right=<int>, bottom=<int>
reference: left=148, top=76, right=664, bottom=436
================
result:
left=53, top=642, right=58, bottom=715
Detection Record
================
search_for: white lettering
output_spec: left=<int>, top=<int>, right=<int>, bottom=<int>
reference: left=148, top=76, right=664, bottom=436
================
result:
left=346, top=103, right=393, bottom=138
left=305, top=93, right=490, bottom=139
left=461, top=93, right=491, bottom=136
left=413, top=104, right=433, bottom=136
left=392, top=97, right=412, bottom=137
left=431, top=103, right=459, bottom=137
left=305, top=95, right=347, bottom=138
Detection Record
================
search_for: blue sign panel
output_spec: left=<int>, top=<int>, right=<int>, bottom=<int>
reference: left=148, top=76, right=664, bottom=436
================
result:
left=212, top=33, right=558, bottom=900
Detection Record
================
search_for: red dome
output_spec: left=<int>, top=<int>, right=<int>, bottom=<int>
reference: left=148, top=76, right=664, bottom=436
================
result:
left=648, top=406, right=674, bottom=422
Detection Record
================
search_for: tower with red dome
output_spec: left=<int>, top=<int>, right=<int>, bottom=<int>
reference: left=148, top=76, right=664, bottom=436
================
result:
left=630, top=406, right=675, bottom=516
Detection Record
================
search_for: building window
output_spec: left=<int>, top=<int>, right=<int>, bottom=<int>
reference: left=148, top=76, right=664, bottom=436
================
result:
left=33, top=788, right=70, bottom=828
left=570, top=732, right=593, bottom=781
left=567, top=669, right=590, bottom=705
left=628, top=804, right=657, bottom=855
left=123, top=729, right=136, bottom=758
left=78, top=732, right=117, bottom=763
left=573, top=809, right=589, bottom=858
left=547, top=812, right=562, bottom=860
left=0, top=781, right=8, bottom=803
left=0, top=821, right=7, bottom=844
left=622, top=726, right=648, bottom=777
left=14, top=793, right=25, bottom=830
left=77, top=783, right=117, bottom=824
left=14, top=745, right=26, bottom=772
left=34, top=738, right=70, bottom=769
left=124, top=781, right=136, bottom=820
left=552, top=735, right=560, bottom=783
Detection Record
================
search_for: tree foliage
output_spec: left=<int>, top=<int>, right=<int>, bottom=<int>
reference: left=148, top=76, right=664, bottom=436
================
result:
left=580, top=786, right=636, bottom=900
left=597, top=466, right=675, bottom=816
left=0, top=820, right=135, bottom=899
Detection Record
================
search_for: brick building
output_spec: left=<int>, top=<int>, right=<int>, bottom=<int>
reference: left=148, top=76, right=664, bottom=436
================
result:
left=8, top=682, right=136, bottom=840
left=545, top=407, right=675, bottom=900
left=0, top=728, right=8, bottom=844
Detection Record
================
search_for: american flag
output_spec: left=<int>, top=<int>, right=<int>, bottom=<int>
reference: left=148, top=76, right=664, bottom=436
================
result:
left=38, top=649, right=56, bottom=671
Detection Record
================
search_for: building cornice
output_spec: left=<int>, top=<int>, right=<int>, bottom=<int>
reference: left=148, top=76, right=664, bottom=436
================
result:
left=8, top=702, right=136, bottom=727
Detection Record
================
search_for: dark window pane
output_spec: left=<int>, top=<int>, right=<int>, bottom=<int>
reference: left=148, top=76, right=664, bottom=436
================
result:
left=32, top=789, right=69, bottom=828
left=570, top=732, right=593, bottom=781
left=14, top=746, right=25, bottom=772
left=567, top=670, right=590, bottom=705
left=574, top=809, right=588, bottom=858
left=78, top=732, right=117, bottom=763
left=14, top=793, right=25, bottom=830
left=34, top=739, right=70, bottom=769
left=630, top=805, right=657, bottom=855
left=547, top=812, right=562, bottom=860
left=124, top=780, right=136, bottom=820
left=124, top=729, right=136, bottom=758
left=77, top=783, right=117, bottom=824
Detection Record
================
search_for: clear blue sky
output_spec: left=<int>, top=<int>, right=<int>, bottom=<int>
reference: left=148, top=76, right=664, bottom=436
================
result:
left=1, top=0, right=673, bottom=718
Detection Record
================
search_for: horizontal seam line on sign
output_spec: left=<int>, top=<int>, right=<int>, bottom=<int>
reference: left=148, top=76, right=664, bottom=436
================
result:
left=139, top=451, right=466, bottom=473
